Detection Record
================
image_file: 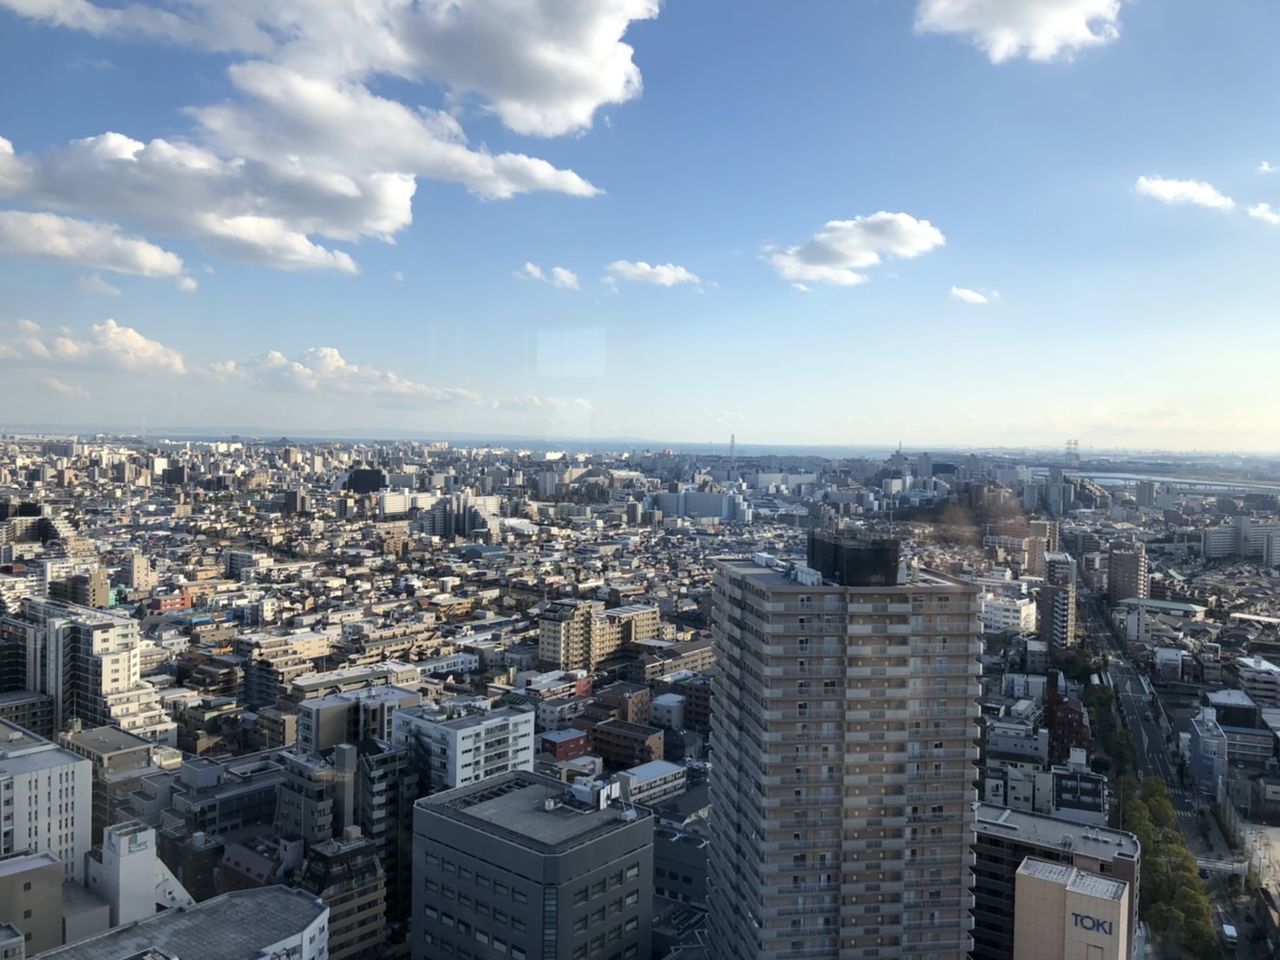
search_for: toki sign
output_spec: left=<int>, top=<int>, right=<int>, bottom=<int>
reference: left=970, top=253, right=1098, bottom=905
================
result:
left=1072, top=912, right=1113, bottom=936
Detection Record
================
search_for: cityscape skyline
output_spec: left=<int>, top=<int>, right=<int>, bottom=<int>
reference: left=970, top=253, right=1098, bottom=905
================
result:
left=2, top=0, right=1279, bottom=450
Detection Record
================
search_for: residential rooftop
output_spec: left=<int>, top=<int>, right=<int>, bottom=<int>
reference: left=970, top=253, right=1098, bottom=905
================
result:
left=35, top=885, right=326, bottom=960
left=973, top=802, right=1140, bottom=861
left=419, top=770, right=650, bottom=855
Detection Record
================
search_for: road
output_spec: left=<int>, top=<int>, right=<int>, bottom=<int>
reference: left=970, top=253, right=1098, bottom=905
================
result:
left=1082, top=593, right=1197, bottom=824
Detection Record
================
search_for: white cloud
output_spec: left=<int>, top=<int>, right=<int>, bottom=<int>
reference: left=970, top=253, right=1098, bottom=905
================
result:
left=791, top=283, right=811, bottom=293
left=1134, top=176, right=1235, bottom=210
left=75, top=273, right=120, bottom=296
left=0, top=210, right=188, bottom=278
left=176, top=276, right=197, bottom=292
left=1248, top=203, right=1280, bottom=226
left=392, top=270, right=404, bottom=282
left=1259, top=161, right=1277, bottom=174
left=43, top=376, right=89, bottom=400
left=0, top=318, right=186, bottom=374
left=213, top=346, right=479, bottom=404
left=0, top=0, right=657, bottom=137
left=605, top=260, right=701, bottom=287
left=505, top=395, right=595, bottom=412
left=915, top=0, right=1123, bottom=63
left=0, top=0, right=640, bottom=275
left=950, top=285, right=997, bottom=305
left=765, top=212, right=945, bottom=287
left=521, top=262, right=581, bottom=290
left=550, top=266, right=580, bottom=290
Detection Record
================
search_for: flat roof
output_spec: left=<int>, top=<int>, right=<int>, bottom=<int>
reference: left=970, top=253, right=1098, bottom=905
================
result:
left=420, top=771, right=649, bottom=855
left=1238, top=656, right=1280, bottom=674
left=715, top=556, right=970, bottom=592
left=621, top=759, right=684, bottom=782
left=0, top=850, right=61, bottom=879
left=1206, top=689, right=1257, bottom=708
left=0, top=717, right=49, bottom=754
left=540, top=729, right=587, bottom=743
left=39, top=886, right=326, bottom=960
left=1018, top=857, right=1128, bottom=902
left=63, top=724, right=153, bottom=756
left=1118, top=596, right=1207, bottom=613
left=973, top=802, right=1139, bottom=861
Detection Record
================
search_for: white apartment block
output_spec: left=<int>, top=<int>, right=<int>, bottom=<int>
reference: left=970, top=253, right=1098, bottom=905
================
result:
left=0, top=719, right=92, bottom=881
left=978, top=592, right=1037, bottom=634
left=1237, top=655, right=1280, bottom=708
left=392, top=704, right=535, bottom=793
left=709, top=534, right=982, bottom=960
left=1, top=598, right=176, bottom=745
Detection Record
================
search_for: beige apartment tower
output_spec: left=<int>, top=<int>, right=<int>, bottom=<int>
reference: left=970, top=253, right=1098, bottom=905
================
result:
left=708, top=533, right=982, bottom=960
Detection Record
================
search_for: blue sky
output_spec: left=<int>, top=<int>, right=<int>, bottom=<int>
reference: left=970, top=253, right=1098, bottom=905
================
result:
left=1, top=0, right=1278, bottom=451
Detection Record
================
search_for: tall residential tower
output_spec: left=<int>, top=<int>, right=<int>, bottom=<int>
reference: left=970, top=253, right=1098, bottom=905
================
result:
left=708, top=533, right=982, bottom=960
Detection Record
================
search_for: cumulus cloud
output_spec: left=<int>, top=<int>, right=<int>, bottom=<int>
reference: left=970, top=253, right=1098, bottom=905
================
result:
left=0, top=318, right=186, bottom=374
left=950, top=286, right=997, bottom=304
left=605, top=260, right=701, bottom=287
left=0, top=0, right=657, bottom=137
left=915, top=0, right=1123, bottom=63
left=1259, top=161, right=1277, bottom=174
left=549, top=266, right=580, bottom=290
left=1135, top=176, right=1235, bottom=210
left=1248, top=203, right=1280, bottom=226
left=0, top=210, right=188, bottom=278
left=0, top=0, right=648, bottom=274
left=75, top=273, right=121, bottom=296
left=211, top=346, right=480, bottom=404
left=765, top=212, right=945, bottom=287
left=521, top=261, right=580, bottom=289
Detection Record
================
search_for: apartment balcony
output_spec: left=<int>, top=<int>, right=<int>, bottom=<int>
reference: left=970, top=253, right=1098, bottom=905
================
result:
left=847, top=602, right=914, bottom=614
left=842, top=771, right=909, bottom=788
left=845, top=708, right=910, bottom=722
left=767, top=642, right=847, bottom=656
left=846, top=665, right=911, bottom=679
left=847, top=623, right=913, bottom=636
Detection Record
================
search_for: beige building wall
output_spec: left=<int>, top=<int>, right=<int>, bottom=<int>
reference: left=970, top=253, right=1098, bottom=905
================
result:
left=1014, top=858, right=1128, bottom=960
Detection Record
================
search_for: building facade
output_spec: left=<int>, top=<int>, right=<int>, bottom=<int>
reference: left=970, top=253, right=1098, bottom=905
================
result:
left=412, top=771, right=653, bottom=960
left=0, top=719, right=92, bottom=881
left=708, top=533, right=982, bottom=960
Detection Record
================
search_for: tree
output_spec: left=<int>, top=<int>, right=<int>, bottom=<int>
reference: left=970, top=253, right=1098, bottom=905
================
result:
left=1147, top=793, right=1176, bottom=831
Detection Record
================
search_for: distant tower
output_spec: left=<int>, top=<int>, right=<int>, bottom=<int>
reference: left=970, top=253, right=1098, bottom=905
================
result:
left=729, top=433, right=737, bottom=479
left=1065, top=439, right=1080, bottom=469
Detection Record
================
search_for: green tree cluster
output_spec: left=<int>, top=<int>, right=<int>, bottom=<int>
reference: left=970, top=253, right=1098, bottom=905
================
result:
left=1120, top=776, right=1219, bottom=957
left=1084, top=686, right=1135, bottom=779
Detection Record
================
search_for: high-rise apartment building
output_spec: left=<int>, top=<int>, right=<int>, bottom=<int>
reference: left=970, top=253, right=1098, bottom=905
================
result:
left=0, top=597, right=176, bottom=744
left=0, top=719, right=92, bottom=881
left=1039, top=553, right=1078, bottom=648
left=1107, top=543, right=1149, bottom=603
left=708, top=533, right=982, bottom=960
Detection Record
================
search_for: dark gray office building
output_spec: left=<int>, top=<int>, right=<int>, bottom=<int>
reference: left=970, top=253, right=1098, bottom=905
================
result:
left=412, top=771, right=653, bottom=960
left=971, top=803, right=1141, bottom=960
